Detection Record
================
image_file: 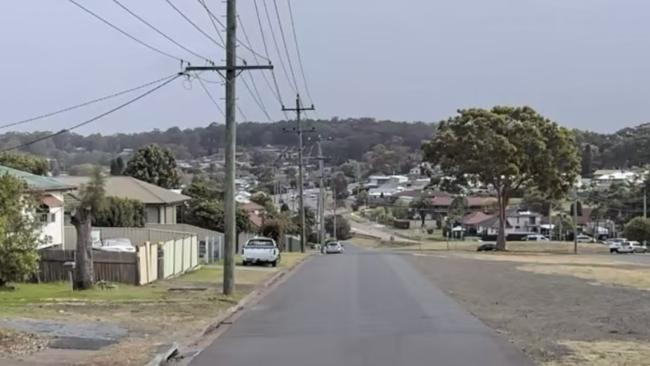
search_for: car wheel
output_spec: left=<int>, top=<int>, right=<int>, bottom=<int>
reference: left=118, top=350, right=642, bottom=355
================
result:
left=242, top=260, right=248, bottom=266
left=271, top=260, right=278, bottom=268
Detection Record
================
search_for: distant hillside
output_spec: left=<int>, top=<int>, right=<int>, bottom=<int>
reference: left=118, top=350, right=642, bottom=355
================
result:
left=0, top=118, right=436, bottom=168
left=575, top=123, right=650, bottom=169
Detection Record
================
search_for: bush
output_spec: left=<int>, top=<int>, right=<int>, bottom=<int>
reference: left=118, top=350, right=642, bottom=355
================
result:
left=624, top=217, right=650, bottom=242
left=94, top=197, right=145, bottom=227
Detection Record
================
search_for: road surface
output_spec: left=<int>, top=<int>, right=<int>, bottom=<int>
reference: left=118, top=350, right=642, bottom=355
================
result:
left=189, top=246, right=532, bottom=366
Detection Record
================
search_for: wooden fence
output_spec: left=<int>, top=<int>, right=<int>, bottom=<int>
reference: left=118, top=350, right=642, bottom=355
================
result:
left=38, top=249, right=139, bottom=285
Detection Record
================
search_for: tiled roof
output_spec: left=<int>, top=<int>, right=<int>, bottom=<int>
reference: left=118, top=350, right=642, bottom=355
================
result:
left=57, top=176, right=190, bottom=204
left=240, top=201, right=264, bottom=212
left=462, top=212, right=494, bottom=226
left=0, top=165, right=75, bottom=192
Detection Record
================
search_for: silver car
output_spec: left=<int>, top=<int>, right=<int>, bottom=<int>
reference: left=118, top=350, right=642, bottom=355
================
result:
left=325, top=241, right=344, bottom=254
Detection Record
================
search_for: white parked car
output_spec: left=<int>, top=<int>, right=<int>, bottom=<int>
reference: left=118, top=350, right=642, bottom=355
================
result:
left=629, top=241, right=648, bottom=253
left=576, top=234, right=594, bottom=243
left=609, top=239, right=634, bottom=254
left=95, top=238, right=136, bottom=253
left=525, top=234, right=549, bottom=242
left=325, top=240, right=344, bottom=254
left=242, top=237, right=281, bottom=267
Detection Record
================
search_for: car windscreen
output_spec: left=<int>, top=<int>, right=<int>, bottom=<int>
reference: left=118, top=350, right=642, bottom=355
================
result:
left=328, top=242, right=339, bottom=246
left=246, top=240, right=274, bottom=247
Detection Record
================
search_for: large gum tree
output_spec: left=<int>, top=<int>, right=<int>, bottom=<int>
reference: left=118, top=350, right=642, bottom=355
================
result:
left=423, top=106, right=579, bottom=250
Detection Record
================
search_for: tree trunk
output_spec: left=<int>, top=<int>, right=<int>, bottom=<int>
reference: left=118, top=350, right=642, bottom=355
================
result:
left=73, top=208, right=94, bottom=290
left=496, top=192, right=507, bottom=251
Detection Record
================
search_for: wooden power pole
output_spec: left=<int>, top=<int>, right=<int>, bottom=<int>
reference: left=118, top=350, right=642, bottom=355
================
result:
left=283, top=94, right=315, bottom=253
left=185, top=0, right=272, bottom=295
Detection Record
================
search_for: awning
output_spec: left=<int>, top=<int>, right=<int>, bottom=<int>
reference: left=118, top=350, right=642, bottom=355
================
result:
left=41, top=195, right=63, bottom=208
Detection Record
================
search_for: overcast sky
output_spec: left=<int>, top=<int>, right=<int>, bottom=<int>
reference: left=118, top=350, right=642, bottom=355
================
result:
left=1, top=0, right=649, bottom=134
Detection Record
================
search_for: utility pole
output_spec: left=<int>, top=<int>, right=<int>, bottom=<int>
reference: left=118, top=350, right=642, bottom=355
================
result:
left=644, top=187, right=647, bottom=219
left=332, top=189, right=337, bottom=240
left=185, top=0, right=272, bottom=295
left=317, top=139, right=325, bottom=245
left=283, top=94, right=315, bottom=253
left=573, top=191, right=578, bottom=255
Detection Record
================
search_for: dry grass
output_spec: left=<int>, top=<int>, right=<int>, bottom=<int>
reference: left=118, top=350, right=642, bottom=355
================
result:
left=397, top=240, right=609, bottom=254
left=445, top=252, right=627, bottom=266
left=544, top=340, right=650, bottom=366
left=518, top=264, right=650, bottom=291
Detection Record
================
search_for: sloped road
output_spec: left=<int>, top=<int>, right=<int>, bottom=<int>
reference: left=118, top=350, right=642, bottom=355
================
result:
left=189, top=245, right=532, bottom=366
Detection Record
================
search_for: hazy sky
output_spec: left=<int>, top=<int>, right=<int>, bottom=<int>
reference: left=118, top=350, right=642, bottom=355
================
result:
left=2, top=0, right=649, bottom=134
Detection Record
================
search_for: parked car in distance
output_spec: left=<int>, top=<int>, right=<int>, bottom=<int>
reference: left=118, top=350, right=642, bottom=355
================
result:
left=629, top=241, right=648, bottom=253
left=576, top=234, right=594, bottom=243
left=325, top=240, right=344, bottom=254
left=609, top=240, right=635, bottom=254
left=477, top=241, right=497, bottom=252
left=242, top=237, right=280, bottom=267
left=95, top=238, right=136, bottom=253
left=525, top=234, right=550, bottom=242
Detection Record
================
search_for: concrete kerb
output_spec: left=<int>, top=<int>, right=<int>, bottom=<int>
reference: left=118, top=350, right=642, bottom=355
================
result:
left=146, top=253, right=315, bottom=366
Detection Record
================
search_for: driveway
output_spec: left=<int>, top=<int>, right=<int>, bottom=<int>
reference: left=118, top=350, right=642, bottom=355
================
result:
left=187, top=245, right=532, bottom=366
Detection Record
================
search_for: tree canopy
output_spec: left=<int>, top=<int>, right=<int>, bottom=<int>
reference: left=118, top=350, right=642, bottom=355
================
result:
left=423, top=106, right=580, bottom=250
left=0, top=174, right=40, bottom=288
left=624, top=217, right=650, bottom=243
left=0, top=152, right=48, bottom=175
left=124, top=144, right=181, bottom=189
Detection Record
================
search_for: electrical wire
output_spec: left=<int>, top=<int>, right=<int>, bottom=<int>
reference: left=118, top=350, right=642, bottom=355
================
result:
left=68, top=0, right=182, bottom=62
left=0, top=73, right=180, bottom=131
left=286, top=0, right=316, bottom=107
left=196, top=0, right=271, bottom=62
left=112, top=0, right=213, bottom=64
left=237, top=105, right=249, bottom=122
left=241, top=76, right=272, bottom=122
left=164, top=0, right=225, bottom=51
left=197, top=0, right=226, bottom=47
left=261, top=0, right=297, bottom=94
left=238, top=13, right=287, bottom=117
left=253, top=0, right=288, bottom=112
left=195, top=75, right=225, bottom=117
left=1, top=74, right=183, bottom=152
left=271, top=0, right=300, bottom=93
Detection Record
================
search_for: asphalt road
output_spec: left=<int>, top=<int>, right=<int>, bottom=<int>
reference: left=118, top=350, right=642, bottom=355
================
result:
left=189, top=246, right=532, bottom=366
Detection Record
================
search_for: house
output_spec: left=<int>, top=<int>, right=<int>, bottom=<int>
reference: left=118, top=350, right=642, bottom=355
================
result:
left=240, top=201, right=265, bottom=230
left=367, top=175, right=408, bottom=188
left=593, top=170, right=644, bottom=186
left=0, top=165, right=75, bottom=248
left=474, top=209, right=543, bottom=238
left=57, top=176, right=190, bottom=224
left=461, top=211, right=494, bottom=236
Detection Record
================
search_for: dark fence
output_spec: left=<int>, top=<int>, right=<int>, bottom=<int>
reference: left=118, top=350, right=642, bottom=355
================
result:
left=38, top=249, right=138, bottom=285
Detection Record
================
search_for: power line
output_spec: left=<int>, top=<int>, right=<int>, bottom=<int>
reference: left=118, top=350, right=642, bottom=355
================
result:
left=0, top=73, right=180, bottom=131
left=271, top=0, right=300, bottom=93
left=164, top=0, right=225, bottom=52
left=195, top=74, right=225, bottom=117
left=68, top=0, right=182, bottom=62
left=196, top=0, right=226, bottom=47
left=238, top=14, right=285, bottom=109
left=1, top=74, right=182, bottom=153
left=241, top=75, right=272, bottom=122
left=286, top=0, right=315, bottom=106
left=260, top=0, right=297, bottom=94
left=112, top=0, right=213, bottom=63
left=237, top=105, right=249, bottom=122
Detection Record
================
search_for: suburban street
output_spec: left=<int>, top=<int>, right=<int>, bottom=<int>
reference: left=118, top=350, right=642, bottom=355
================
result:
left=188, top=245, right=532, bottom=366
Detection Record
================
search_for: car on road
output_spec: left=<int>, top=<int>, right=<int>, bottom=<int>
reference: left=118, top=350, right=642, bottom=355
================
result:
left=525, top=234, right=550, bottom=241
left=629, top=241, right=648, bottom=253
left=94, top=238, right=136, bottom=253
left=325, top=240, right=344, bottom=254
left=576, top=234, right=594, bottom=243
left=242, top=237, right=281, bottom=267
left=477, top=241, right=497, bottom=252
left=609, top=239, right=635, bottom=254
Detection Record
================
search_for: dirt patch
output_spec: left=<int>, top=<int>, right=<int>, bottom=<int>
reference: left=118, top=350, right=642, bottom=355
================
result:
left=518, top=264, right=650, bottom=291
left=0, top=328, right=48, bottom=357
left=407, top=254, right=650, bottom=365
left=544, top=341, right=650, bottom=366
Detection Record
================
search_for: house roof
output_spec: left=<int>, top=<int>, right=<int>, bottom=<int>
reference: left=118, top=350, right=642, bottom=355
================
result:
left=466, top=196, right=497, bottom=207
left=56, top=176, right=190, bottom=204
left=240, top=201, right=264, bottom=212
left=430, top=195, right=453, bottom=206
left=248, top=212, right=264, bottom=229
left=462, top=212, right=494, bottom=226
left=0, top=165, right=75, bottom=192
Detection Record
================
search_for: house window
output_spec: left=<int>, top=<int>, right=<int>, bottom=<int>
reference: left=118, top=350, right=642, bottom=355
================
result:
left=40, top=213, right=49, bottom=223
left=51, top=213, right=56, bottom=222
left=530, top=216, right=536, bottom=225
